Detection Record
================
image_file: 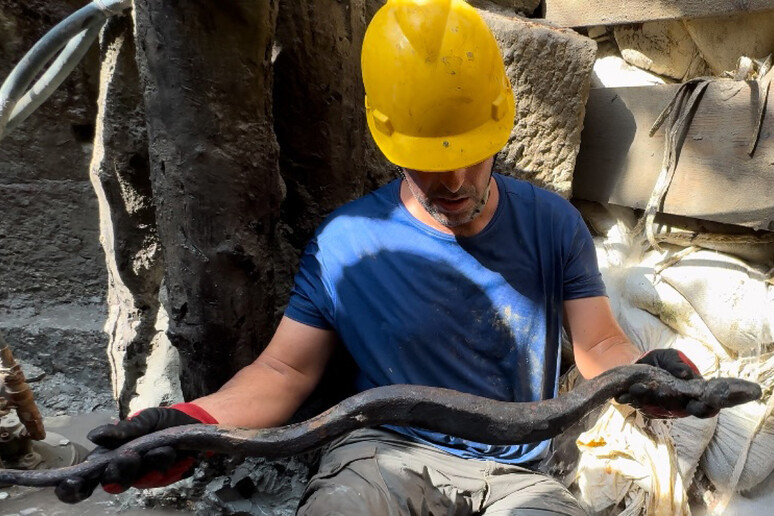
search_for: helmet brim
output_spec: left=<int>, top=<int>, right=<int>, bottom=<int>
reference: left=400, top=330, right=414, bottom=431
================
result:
left=366, top=94, right=515, bottom=172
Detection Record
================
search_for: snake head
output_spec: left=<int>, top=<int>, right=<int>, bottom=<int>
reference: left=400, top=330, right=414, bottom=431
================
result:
left=703, top=377, right=762, bottom=409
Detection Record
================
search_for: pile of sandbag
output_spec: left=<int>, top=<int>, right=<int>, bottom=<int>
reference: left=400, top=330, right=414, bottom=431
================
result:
left=566, top=8, right=774, bottom=514
left=569, top=203, right=774, bottom=515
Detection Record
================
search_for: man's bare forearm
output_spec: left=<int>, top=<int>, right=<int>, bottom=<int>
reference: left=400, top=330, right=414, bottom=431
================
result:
left=186, top=317, right=337, bottom=428
left=564, top=297, right=642, bottom=379
left=574, top=334, right=641, bottom=378
left=191, top=357, right=317, bottom=428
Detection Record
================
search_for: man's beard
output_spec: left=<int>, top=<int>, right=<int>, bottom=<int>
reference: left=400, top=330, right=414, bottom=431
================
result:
left=413, top=181, right=491, bottom=228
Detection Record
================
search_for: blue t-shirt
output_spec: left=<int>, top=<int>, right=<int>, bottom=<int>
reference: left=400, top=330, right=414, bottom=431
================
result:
left=285, top=173, right=605, bottom=464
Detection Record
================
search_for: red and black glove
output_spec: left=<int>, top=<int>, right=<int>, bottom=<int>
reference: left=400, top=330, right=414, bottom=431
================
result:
left=615, top=348, right=718, bottom=419
left=55, top=403, right=217, bottom=504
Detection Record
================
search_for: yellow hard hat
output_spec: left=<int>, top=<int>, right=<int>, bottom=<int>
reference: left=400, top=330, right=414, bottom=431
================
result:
left=361, top=0, right=515, bottom=172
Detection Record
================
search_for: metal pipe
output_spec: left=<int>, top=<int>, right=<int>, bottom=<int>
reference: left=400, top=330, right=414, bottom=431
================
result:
left=0, top=332, right=45, bottom=441
left=0, top=0, right=132, bottom=141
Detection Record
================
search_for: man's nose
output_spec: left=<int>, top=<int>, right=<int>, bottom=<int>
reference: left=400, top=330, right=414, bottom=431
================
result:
left=439, top=169, right=466, bottom=193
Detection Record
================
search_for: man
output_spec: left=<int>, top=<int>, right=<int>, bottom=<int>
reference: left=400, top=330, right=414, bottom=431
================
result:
left=56, top=0, right=710, bottom=513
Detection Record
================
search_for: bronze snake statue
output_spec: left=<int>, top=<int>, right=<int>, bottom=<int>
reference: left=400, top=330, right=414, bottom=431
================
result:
left=0, top=364, right=762, bottom=489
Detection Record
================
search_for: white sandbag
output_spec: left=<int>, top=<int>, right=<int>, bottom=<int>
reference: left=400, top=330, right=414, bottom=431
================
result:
left=600, top=251, right=720, bottom=375
left=587, top=204, right=647, bottom=340
left=593, top=226, right=637, bottom=274
left=578, top=206, right=774, bottom=510
left=701, top=399, right=774, bottom=493
left=575, top=403, right=689, bottom=516
left=594, top=236, right=621, bottom=280
left=659, top=250, right=774, bottom=355
left=623, top=265, right=729, bottom=359
left=669, top=415, right=718, bottom=486
left=594, top=234, right=631, bottom=324
left=670, top=335, right=719, bottom=378
left=571, top=346, right=715, bottom=515
left=588, top=216, right=722, bottom=370
left=615, top=300, right=675, bottom=355
left=701, top=354, right=774, bottom=511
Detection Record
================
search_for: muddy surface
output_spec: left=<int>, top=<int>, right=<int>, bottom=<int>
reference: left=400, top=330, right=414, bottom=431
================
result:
left=0, top=412, right=186, bottom=514
left=0, top=407, right=312, bottom=515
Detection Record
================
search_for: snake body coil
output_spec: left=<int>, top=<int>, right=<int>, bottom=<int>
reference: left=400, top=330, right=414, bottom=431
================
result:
left=0, top=364, right=761, bottom=488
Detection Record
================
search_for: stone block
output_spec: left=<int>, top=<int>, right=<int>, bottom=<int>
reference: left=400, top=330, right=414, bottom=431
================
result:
left=684, top=11, right=774, bottom=76
left=480, top=11, right=597, bottom=196
left=614, top=21, right=710, bottom=80
left=197, top=456, right=313, bottom=515
left=0, top=0, right=110, bottom=416
left=467, top=0, right=541, bottom=16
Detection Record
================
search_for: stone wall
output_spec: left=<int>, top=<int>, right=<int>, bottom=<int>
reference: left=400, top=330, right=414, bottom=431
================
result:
left=0, top=0, right=110, bottom=406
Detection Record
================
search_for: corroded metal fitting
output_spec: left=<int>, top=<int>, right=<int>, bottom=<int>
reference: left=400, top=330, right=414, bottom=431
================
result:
left=0, top=333, right=46, bottom=440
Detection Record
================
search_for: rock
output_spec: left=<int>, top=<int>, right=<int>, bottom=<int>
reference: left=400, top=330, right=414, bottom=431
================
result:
left=0, top=302, right=111, bottom=405
left=466, top=0, right=541, bottom=16
left=128, top=302, right=184, bottom=413
left=197, top=456, right=314, bottom=516
left=614, top=20, right=710, bottom=81
left=0, top=1, right=109, bottom=416
left=480, top=11, right=597, bottom=196
left=273, top=0, right=397, bottom=252
left=684, top=11, right=774, bottom=76
left=587, top=25, right=609, bottom=41
left=132, top=0, right=287, bottom=399
left=31, top=372, right=114, bottom=416
left=90, top=16, right=168, bottom=417
left=0, top=183, right=105, bottom=313
left=14, top=361, right=46, bottom=383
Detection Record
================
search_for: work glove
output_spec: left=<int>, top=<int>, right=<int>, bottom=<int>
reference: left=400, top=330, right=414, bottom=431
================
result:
left=615, top=348, right=718, bottom=419
left=55, top=403, right=217, bottom=504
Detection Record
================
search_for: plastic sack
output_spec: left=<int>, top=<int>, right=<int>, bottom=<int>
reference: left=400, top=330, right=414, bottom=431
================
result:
left=659, top=250, right=774, bottom=355
left=701, top=400, right=774, bottom=493
left=575, top=403, right=688, bottom=516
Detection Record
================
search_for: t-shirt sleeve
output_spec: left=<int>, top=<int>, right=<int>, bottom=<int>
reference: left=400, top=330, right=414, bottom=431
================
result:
left=284, top=238, right=335, bottom=330
left=563, top=215, right=607, bottom=300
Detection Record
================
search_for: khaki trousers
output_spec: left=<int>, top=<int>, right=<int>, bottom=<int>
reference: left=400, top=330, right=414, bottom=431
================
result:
left=297, top=427, right=586, bottom=516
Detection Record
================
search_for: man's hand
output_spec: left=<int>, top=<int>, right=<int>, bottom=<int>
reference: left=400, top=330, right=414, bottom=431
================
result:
left=615, top=349, right=718, bottom=419
left=54, top=403, right=217, bottom=504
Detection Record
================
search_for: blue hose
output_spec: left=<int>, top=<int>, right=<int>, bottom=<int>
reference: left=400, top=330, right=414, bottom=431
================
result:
left=0, top=0, right=132, bottom=141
